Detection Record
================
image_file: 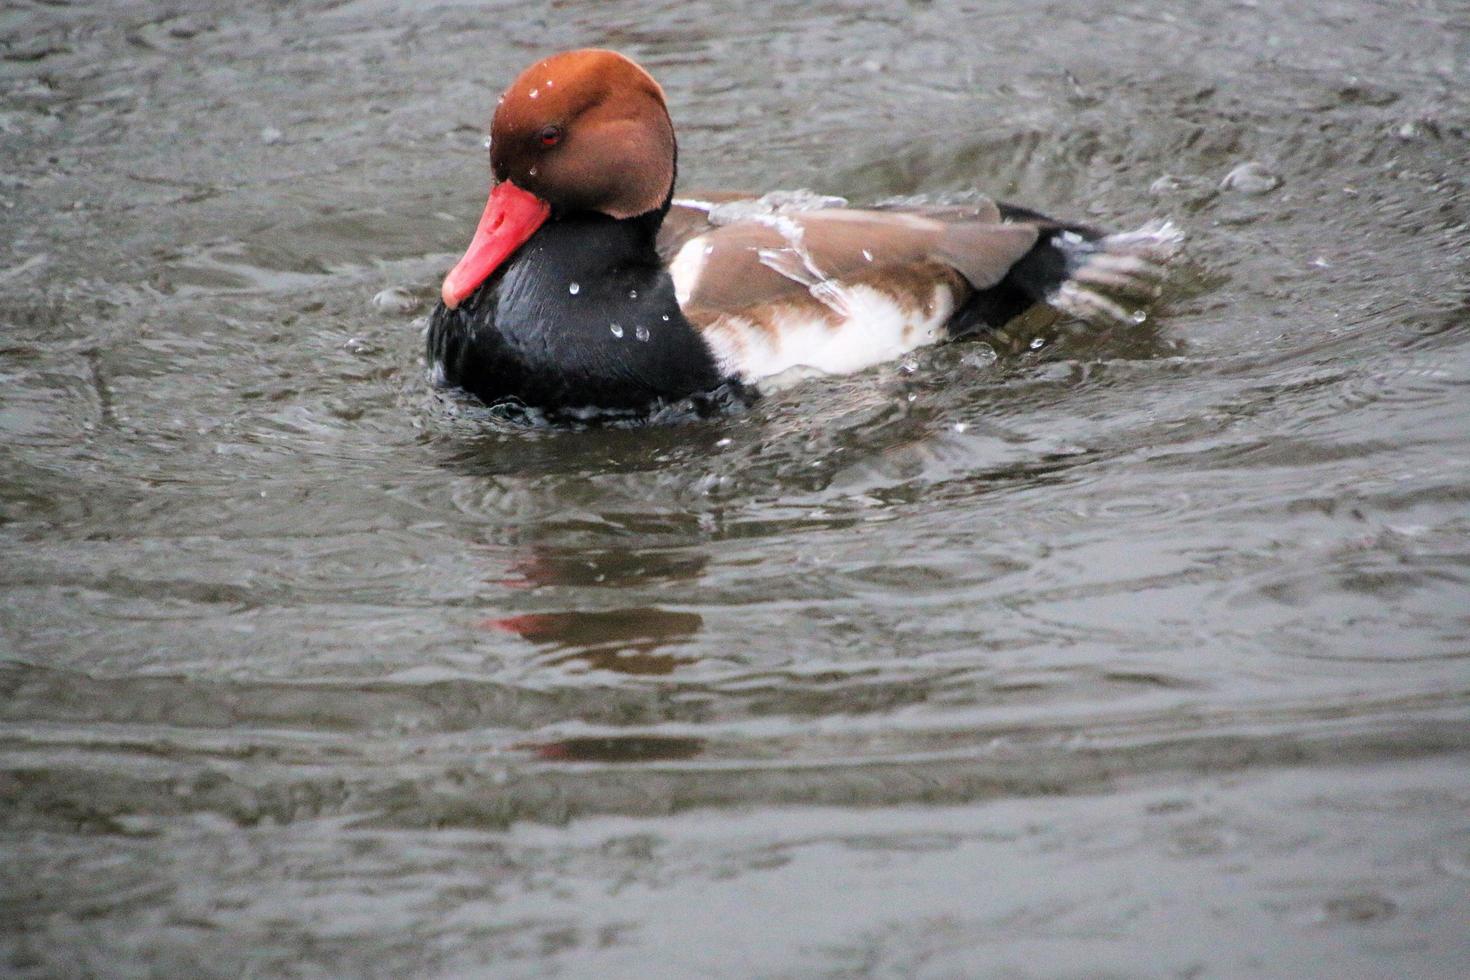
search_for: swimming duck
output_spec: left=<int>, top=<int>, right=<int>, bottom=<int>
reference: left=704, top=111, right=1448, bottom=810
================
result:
left=427, top=49, right=1180, bottom=419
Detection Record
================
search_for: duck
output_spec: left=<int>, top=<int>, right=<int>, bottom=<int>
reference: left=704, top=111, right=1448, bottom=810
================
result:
left=427, top=49, right=1181, bottom=421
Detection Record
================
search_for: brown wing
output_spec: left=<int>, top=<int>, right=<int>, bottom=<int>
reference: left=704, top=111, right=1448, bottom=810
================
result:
left=671, top=207, right=1039, bottom=318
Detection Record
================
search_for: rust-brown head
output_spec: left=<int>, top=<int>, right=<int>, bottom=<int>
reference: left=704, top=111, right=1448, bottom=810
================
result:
left=442, top=50, right=677, bottom=309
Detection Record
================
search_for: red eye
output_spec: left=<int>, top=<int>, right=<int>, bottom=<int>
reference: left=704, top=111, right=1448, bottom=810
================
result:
left=538, top=125, right=562, bottom=147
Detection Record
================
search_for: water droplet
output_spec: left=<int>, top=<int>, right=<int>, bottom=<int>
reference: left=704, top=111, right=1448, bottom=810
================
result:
left=628, top=288, right=638, bottom=299
left=635, top=325, right=650, bottom=341
left=862, top=249, right=874, bottom=262
left=953, top=422, right=968, bottom=433
left=906, top=392, right=918, bottom=402
left=1320, top=893, right=1397, bottom=925
left=568, top=282, right=580, bottom=295
left=900, top=357, right=918, bottom=374
left=961, top=344, right=998, bottom=369
left=371, top=286, right=419, bottom=315
left=1412, top=114, right=1451, bottom=143
left=1220, top=160, right=1281, bottom=195
left=528, top=89, right=539, bottom=99
left=661, top=314, right=670, bottom=321
left=481, top=135, right=492, bottom=149
left=1030, top=337, right=1045, bottom=349
left=609, top=323, right=624, bottom=338
left=715, top=437, right=732, bottom=448
left=545, top=79, right=554, bottom=87
left=1130, top=309, right=1149, bottom=324
left=704, top=244, right=714, bottom=255
left=1148, top=173, right=1215, bottom=203
left=528, top=166, right=538, bottom=177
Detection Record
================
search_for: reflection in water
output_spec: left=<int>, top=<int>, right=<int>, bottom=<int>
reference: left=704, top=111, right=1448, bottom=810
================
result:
left=477, top=535, right=709, bottom=675
left=477, top=537, right=710, bottom=753
left=482, top=607, right=703, bottom=675
left=520, top=735, right=707, bottom=763
left=492, top=545, right=710, bottom=590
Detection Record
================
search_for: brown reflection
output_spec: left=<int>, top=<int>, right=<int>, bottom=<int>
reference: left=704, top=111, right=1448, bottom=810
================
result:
left=494, top=547, right=708, bottom=590
left=480, top=607, right=702, bottom=676
left=982, top=300, right=1183, bottom=361
left=518, top=735, right=705, bottom=763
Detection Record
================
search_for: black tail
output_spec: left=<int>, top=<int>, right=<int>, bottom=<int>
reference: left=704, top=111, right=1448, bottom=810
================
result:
left=951, top=207, right=1183, bottom=336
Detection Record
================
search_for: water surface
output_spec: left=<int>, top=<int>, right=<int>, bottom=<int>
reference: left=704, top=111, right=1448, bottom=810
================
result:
left=3, top=0, right=1469, bottom=975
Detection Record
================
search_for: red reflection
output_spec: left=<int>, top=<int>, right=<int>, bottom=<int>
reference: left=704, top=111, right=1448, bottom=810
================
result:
left=478, top=607, right=702, bottom=676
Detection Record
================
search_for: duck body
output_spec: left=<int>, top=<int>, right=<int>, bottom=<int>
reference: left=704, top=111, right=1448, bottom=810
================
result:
left=426, top=50, right=1180, bottom=420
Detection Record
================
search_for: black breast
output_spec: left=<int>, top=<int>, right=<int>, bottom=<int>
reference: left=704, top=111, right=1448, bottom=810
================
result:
left=426, top=213, right=727, bottom=416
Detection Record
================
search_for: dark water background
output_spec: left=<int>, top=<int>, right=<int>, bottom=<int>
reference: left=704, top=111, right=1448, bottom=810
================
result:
left=3, top=1, right=1469, bottom=976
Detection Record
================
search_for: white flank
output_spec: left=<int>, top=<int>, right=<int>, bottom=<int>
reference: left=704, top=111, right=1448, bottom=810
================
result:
left=668, top=235, right=711, bottom=306
left=702, top=283, right=957, bottom=389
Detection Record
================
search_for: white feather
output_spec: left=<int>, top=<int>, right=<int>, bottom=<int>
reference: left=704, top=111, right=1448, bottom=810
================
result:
left=667, top=235, right=713, bottom=307
left=702, top=283, right=957, bottom=388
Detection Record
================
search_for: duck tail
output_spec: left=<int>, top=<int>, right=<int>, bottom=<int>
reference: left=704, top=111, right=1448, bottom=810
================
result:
left=1002, top=214, right=1185, bottom=328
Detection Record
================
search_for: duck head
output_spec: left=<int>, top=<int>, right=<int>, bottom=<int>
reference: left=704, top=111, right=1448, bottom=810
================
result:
left=441, top=49, right=677, bottom=309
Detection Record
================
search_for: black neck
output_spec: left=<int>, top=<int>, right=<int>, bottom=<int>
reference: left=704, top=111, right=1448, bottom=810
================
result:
left=430, top=184, right=729, bottom=417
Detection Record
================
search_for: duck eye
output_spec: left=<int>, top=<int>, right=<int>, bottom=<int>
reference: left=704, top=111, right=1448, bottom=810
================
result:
left=538, top=125, right=563, bottom=147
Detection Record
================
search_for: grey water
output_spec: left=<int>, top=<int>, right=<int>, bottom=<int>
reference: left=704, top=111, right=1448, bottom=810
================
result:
left=3, top=1, right=1469, bottom=976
